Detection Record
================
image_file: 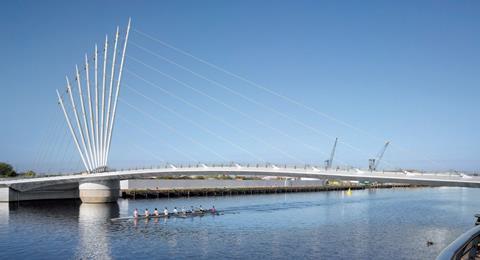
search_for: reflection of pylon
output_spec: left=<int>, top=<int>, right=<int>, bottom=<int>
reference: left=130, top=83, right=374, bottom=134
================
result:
left=346, top=188, right=352, bottom=196
left=56, top=19, right=131, bottom=173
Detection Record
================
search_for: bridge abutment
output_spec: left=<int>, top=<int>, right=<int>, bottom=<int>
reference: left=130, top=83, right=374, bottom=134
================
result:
left=0, top=185, right=79, bottom=202
left=0, top=187, right=14, bottom=202
left=79, top=180, right=120, bottom=203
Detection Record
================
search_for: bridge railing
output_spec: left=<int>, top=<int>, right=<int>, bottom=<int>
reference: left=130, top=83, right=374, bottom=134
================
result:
left=437, top=224, right=480, bottom=260
left=110, top=164, right=469, bottom=178
left=31, top=162, right=467, bottom=178
left=112, top=163, right=354, bottom=172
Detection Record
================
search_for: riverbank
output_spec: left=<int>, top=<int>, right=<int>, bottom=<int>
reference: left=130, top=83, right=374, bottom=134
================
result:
left=121, top=179, right=419, bottom=199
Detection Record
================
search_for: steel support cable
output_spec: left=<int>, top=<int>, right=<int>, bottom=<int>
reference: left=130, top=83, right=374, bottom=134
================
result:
left=121, top=88, right=265, bottom=163
left=130, top=142, right=165, bottom=164
left=32, top=112, right=55, bottom=170
left=127, top=48, right=366, bottom=158
left=59, top=133, right=74, bottom=173
left=39, top=112, right=64, bottom=173
left=132, top=31, right=433, bottom=168
left=54, top=123, right=69, bottom=164
left=76, top=159, right=83, bottom=173
left=49, top=124, right=69, bottom=172
left=66, top=139, right=79, bottom=173
left=59, top=119, right=80, bottom=173
left=124, top=82, right=303, bottom=164
left=33, top=106, right=58, bottom=171
left=125, top=68, right=339, bottom=164
left=129, top=56, right=348, bottom=161
left=131, top=32, right=365, bottom=134
left=37, top=112, right=62, bottom=171
left=117, top=115, right=198, bottom=162
left=46, top=120, right=67, bottom=173
left=119, top=98, right=229, bottom=162
left=53, top=132, right=69, bottom=174
left=129, top=53, right=397, bottom=170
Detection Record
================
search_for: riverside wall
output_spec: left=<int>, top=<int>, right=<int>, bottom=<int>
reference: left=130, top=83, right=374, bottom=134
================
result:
left=119, top=179, right=414, bottom=199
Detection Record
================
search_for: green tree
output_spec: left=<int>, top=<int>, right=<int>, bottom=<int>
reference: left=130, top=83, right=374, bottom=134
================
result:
left=24, top=170, right=36, bottom=177
left=0, top=162, right=16, bottom=177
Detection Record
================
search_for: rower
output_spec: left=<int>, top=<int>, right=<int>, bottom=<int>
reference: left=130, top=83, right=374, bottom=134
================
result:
left=199, top=205, right=204, bottom=212
left=190, top=206, right=195, bottom=213
left=211, top=205, right=216, bottom=213
left=145, top=208, right=150, bottom=217
left=153, top=208, right=159, bottom=216
left=173, top=207, right=178, bottom=215
left=133, top=208, right=139, bottom=218
left=164, top=207, right=169, bottom=216
left=181, top=207, right=186, bottom=214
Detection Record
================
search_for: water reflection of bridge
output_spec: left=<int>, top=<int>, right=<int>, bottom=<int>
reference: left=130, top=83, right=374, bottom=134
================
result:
left=0, top=201, right=118, bottom=259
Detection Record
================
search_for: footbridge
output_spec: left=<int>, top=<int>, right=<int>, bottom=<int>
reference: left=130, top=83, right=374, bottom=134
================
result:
left=1, top=165, right=479, bottom=203
left=10, top=19, right=476, bottom=204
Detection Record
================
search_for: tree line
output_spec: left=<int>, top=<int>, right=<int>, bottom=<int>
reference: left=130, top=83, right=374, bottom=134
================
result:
left=0, top=162, right=36, bottom=178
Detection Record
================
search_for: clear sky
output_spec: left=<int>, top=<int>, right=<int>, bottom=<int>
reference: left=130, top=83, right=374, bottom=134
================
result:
left=0, top=1, right=479, bottom=173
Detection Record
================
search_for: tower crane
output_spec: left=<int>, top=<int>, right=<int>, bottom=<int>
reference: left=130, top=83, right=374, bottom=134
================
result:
left=368, top=141, right=390, bottom=171
left=324, top=137, right=338, bottom=170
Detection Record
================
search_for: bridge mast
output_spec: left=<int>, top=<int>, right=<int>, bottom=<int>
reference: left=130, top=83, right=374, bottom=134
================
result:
left=105, top=18, right=131, bottom=166
left=99, top=35, right=108, bottom=169
left=94, top=45, right=100, bottom=169
left=85, top=54, right=97, bottom=168
left=56, top=19, right=131, bottom=173
left=103, top=27, right=119, bottom=167
left=75, top=65, right=96, bottom=170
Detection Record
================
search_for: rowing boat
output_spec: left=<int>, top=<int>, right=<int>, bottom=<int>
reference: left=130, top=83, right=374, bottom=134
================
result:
left=111, top=211, right=222, bottom=221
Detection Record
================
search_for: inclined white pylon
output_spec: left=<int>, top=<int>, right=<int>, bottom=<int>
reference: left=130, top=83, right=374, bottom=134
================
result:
left=56, top=19, right=131, bottom=173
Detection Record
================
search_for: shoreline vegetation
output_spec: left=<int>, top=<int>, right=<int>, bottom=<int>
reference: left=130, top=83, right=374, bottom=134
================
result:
left=0, top=162, right=36, bottom=178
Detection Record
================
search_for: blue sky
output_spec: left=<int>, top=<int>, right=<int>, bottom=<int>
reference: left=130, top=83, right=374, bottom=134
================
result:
left=0, top=1, right=479, bottom=173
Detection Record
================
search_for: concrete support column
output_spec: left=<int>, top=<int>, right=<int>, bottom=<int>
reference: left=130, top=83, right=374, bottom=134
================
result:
left=79, top=180, right=119, bottom=203
left=0, top=187, right=14, bottom=202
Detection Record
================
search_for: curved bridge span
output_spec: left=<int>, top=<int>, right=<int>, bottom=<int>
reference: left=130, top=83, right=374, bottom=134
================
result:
left=1, top=166, right=479, bottom=203
left=18, top=20, right=475, bottom=203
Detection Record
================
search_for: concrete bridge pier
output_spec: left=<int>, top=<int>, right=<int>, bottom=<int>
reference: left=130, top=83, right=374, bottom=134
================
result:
left=79, top=180, right=120, bottom=203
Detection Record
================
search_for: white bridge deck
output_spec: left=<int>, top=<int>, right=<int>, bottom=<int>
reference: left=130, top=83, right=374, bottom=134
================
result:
left=1, top=166, right=479, bottom=192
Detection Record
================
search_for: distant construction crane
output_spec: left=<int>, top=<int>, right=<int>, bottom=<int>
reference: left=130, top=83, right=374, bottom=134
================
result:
left=324, top=137, right=338, bottom=170
left=369, top=141, right=390, bottom=171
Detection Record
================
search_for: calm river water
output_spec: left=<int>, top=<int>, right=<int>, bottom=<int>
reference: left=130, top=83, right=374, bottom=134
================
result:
left=0, top=187, right=479, bottom=259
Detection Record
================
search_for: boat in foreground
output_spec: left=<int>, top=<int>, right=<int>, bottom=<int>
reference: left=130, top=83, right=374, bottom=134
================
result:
left=111, top=211, right=223, bottom=221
